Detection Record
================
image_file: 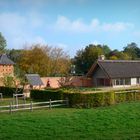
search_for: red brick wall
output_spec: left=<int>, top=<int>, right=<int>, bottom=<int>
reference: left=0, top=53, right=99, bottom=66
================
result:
left=0, top=64, right=14, bottom=76
left=41, top=76, right=93, bottom=88
left=66, top=76, right=93, bottom=87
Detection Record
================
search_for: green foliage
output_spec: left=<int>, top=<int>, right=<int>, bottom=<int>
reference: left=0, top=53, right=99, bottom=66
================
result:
left=74, top=44, right=106, bottom=74
left=7, top=49, right=23, bottom=63
left=30, top=89, right=63, bottom=101
left=123, top=42, right=140, bottom=59
left=0, top=32, right=7, bottom=53
left=2, top=75, right=15, bottom=87
left=31, top=89, right=140, bottom=108
left=0, top=86, right=23, bottom=97
left=73, top=42, right=140, bottom=74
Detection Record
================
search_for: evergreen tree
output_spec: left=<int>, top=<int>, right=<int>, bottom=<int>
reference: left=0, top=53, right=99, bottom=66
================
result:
left=0, top=32, right=7, bottom=53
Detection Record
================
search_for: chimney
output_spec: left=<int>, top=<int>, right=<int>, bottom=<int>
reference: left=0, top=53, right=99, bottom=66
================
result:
left=98, top=55, right=105, bottom=60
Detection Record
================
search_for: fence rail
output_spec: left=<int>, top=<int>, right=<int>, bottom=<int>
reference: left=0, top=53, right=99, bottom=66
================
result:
left=0, top=99, right=68, bottom=114
left=114, top=90, right=140, bottom=94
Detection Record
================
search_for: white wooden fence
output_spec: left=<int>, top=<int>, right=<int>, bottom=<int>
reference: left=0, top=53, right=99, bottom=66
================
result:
left=0, top=99, right=69, bottom=114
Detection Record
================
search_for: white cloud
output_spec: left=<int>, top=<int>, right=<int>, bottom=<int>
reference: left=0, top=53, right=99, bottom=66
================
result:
left=0, top=12, right=46, bottom=49
left=102, top=22, right=134, bottom=32
left=0, top=12, right=135, bottom=51
left=54, top=16, right=134, bottom=33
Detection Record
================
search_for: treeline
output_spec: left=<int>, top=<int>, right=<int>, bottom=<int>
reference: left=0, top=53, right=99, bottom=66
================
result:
left=73, top=42, right=140, bottom=74
left=8, top=44, right=71, bottom=77
left=0, top=32, right=140, bottom=77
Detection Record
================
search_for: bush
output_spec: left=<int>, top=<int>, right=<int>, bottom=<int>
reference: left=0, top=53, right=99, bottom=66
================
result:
left=0, top=86, right=23, bottom=97
left=30, top=89, right=63, bottom=101
left=30, top=89, right=140, bottom=108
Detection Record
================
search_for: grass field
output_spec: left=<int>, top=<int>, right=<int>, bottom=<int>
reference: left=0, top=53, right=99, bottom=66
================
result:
left=0, top=102, right=140, bottom=140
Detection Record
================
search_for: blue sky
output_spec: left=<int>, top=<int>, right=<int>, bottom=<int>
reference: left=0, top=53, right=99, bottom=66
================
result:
left=0, top=0, right=140, bottom=57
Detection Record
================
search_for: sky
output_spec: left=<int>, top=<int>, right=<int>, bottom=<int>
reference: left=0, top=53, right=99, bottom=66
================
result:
left=0, top=0, right=140, bottom=57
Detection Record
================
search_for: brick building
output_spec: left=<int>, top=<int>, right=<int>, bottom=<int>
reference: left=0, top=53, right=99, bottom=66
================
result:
left=0, top=54, right=14, bottom=77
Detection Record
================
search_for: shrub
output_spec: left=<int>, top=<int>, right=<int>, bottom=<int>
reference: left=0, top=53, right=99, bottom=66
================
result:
left=0, top=86, right=23, bottom=97
left=104, top=92, right=115, bottom=106
left=30, top=89, right=63, bottom=101
left=30, top=89, right=140, bottom=108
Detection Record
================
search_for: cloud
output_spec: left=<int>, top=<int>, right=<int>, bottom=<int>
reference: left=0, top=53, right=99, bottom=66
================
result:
left=102, top=22, right=134, bottom=32
left=0, top=11, right=135, bottom=51
left=0, top=12, right=46, bottom=49
left=54, top=16, right=134, bottom=33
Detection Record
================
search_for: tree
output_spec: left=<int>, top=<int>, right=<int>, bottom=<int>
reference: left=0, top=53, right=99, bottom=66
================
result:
left=123, top=42, right=140, bottom=59
left=2, top=75, right=16, bottom=87
left=102, top=45, right=111, bottom=58
left=18, top=44, right=71, bottom=77
left=18, top=45, right=50, bottom=76
left=48, top=47, right=71, bottom=76
left=109, top=50, right=131, bottom=60
left=74, top=44, right=104, bottom=74
left=7, top=49, right=23, bottom=63
left=0, top=32, right=7, bottom=53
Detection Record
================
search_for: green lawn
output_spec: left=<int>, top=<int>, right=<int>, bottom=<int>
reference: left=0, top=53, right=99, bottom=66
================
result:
left=0, top=102, right=140, bottom=140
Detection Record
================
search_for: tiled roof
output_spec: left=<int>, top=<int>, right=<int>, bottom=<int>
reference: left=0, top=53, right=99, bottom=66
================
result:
left=25, top=74, right=44, bottom=86
left=87, top=60, right=140, bottom=78
left=0, top=54, right=15, bottom=65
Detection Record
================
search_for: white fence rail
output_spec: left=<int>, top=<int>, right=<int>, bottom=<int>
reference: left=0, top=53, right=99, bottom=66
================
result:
left=115, top=90, right=140, bottom=94
left=0, top=99, right=68, bottom=114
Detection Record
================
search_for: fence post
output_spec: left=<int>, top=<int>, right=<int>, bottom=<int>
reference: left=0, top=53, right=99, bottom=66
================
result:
left=134, top=91, right=137, bottom=101
left=9, top=102, right=12, bottom=114
left=66, top=97, right=69, bottom=107
left=30, top=101, right=33, bottom=112
left=24, top=95, right=26, bottom=108
left=0, top=93, right=3, bottom=101
left=114, top=92, right=116, bottom=104
left=16, top=95, right=18, bottom=109
left=49, top=99, right=52, bottom=109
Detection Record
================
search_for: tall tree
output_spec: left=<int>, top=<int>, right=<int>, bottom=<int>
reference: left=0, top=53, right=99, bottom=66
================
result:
left=18, top=45, right=50, bottom=76
left=102, top=45, right=111, bottom=58
left=123, top=42, right=140, bottom=59
left=18, top=44, right=70, bottom=77
left=74, top=44, right=104, bottom=74
left=49, top=47, right=71, bottom=76
left=0, top=32, right=7, bottom=53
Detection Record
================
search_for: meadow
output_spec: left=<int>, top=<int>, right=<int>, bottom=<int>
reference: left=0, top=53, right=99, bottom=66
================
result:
left=0, top=101, right=140, bottom=140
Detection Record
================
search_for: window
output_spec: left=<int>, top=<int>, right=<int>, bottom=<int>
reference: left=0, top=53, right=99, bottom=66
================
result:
left=116, top=79, right=120, bottom=85
left=113, top=78, right=131, bottom=86
left=125, top=78, right=131, bottom=85
left=137, top=78, right=140, bottom=84
left=120, top=79, right=124, bottom=85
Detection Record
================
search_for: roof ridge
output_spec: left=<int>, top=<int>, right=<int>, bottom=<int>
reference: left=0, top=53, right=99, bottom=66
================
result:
left=98, top=60, right=140, bottom=63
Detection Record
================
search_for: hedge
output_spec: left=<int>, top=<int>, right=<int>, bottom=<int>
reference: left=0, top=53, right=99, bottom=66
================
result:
left=30, top=89, right=64, bottom=101
left=0, top=86, right=23, bottom=97
left=30, top=89, right=140, bottom=108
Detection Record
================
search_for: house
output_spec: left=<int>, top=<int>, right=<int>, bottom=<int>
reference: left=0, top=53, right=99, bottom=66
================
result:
left=0, top=54, right=14, bottom=77
left=87, top=59, right=140, bottom=87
